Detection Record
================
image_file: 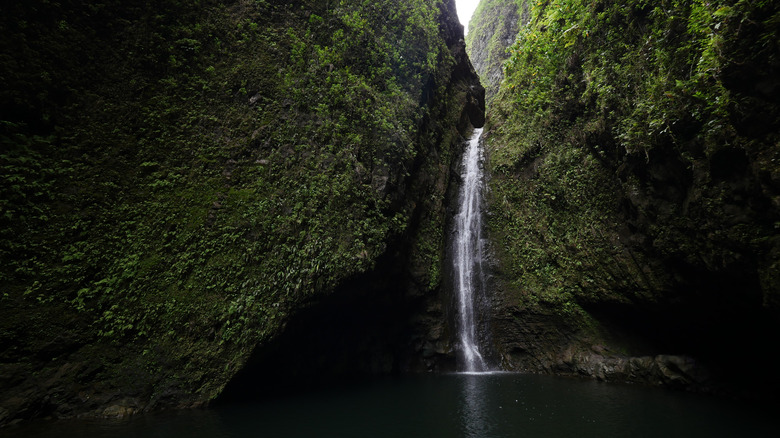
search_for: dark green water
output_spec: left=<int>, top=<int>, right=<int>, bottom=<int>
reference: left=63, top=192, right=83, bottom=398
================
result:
left=4, top=373, right=776, bottom=438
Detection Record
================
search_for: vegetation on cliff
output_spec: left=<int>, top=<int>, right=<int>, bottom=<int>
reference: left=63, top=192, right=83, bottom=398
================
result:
left=0, top=0, right=482, bottom=423
left=473, top=0, right=780, bottom=391
left=465, top=0, right=526, bottom=102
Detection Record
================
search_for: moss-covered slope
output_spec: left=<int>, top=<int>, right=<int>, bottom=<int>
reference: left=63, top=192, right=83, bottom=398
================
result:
left=465, top=0, right=526, bottom=103
left=0, top=0, right=483, bottom=424
left=472, top=0, right=780, bottom=394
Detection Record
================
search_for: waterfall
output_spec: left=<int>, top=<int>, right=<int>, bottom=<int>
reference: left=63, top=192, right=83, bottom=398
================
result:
left=453, top=127, right=488, bottom=372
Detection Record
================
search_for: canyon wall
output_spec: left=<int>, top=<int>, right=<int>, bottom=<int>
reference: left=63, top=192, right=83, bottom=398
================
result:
left=0, top=0, right=483, bottom=424
left=469, top=0, right=780, bottom=396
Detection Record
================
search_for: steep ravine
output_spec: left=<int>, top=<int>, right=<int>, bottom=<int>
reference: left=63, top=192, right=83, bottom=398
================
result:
left=468, top=0, right=780, bottom=397
left=464, top=0, right=527, bottom=103
left=0, top=0, right=483, bottom=425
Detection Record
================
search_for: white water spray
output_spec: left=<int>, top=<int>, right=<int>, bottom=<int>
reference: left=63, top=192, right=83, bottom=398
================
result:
left=453, top=128, right=488, bottom=372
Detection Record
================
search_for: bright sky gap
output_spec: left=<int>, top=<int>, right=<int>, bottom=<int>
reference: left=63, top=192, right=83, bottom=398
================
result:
left=456, top=0, right=481, bottom=35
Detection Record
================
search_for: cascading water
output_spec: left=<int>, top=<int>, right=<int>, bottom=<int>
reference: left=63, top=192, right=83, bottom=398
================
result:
left=453, top=127, right=488, bottom=373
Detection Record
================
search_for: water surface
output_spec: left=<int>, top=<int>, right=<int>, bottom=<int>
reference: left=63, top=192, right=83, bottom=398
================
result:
left=5, top=373, right=776, bottom=438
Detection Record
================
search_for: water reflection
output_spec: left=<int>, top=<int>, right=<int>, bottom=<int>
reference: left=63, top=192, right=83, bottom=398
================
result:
left=4, top=373, right=777, bottom=438
left=460, top=373, right=493, bottom=438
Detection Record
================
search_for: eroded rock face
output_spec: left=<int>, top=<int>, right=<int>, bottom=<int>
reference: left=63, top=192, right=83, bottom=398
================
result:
left=218, top=0, right=486, bottom=399
left=468, top=0, right=780, bottom=397
left=0, top=0, right=484, bottom=425
left=465, top=0, right=528, bottom=103
left=489, top=304, right=713, bottom=389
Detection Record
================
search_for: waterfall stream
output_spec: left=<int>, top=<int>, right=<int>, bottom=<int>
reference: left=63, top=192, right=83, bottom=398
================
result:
left=453, top=127, right=488, bottom=372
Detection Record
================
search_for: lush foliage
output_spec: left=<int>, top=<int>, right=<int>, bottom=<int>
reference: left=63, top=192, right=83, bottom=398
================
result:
left=1, top=0, right=471, bottom=413
left=465, top=0, right=524, bottom=102
left=485, top=0, right=780, bottom=317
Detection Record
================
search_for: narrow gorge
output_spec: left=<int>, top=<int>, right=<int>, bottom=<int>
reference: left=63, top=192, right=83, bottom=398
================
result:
left=1, top=0, right=779, bottom=431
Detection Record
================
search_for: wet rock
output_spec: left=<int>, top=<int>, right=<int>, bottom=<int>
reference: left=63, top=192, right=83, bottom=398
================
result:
left=102, top=404, right=136, bottom=419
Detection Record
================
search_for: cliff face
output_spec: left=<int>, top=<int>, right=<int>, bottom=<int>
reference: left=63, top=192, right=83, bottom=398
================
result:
left=470, top=0, right=780, bottom=395
left=465, top=0, right=527, bottom=103
left=0, top=0, right=483, bottom=424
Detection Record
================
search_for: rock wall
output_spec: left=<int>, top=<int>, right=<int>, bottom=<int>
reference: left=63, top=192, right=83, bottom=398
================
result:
left=465, top=0, right=528, bottom=103
left=0, top=0, right=483, bottom=425
left=470, top=0, right=780, bottom=396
